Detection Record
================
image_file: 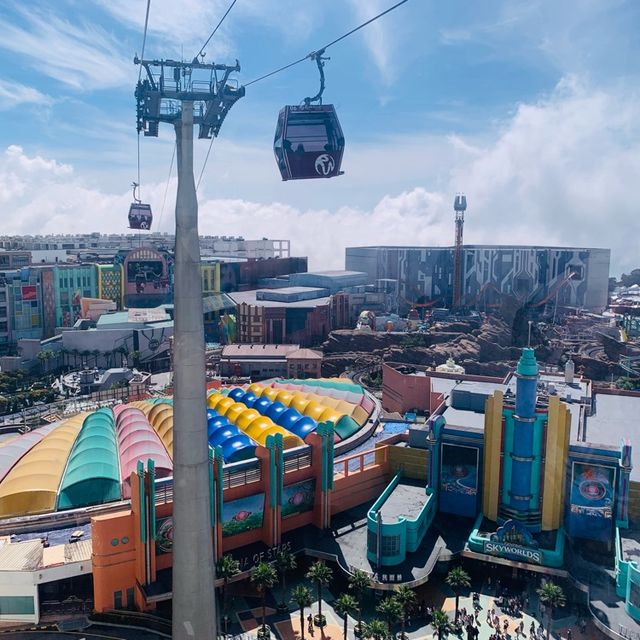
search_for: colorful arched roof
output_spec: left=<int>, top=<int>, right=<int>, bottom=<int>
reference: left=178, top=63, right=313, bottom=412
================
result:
left=0, top=422, right=60, bottom=484
left=0, top=413, right=88, bottom=517
left=116, top=407, right=172, bottom=499
left=57, top=409, right=121, bottom=510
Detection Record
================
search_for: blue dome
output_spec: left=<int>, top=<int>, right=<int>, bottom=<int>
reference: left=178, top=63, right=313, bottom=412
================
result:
left=254, top=397, right=272, bottom=415
left=289, top=416, right=317, bottom=440
left=265, top=401, right=287, bottom=421
left=276, top=408, right=303, bottom=431
left=207, top=415, right=230, bottom=439
left=228, top=388, right=246, bottom=402
left=240, top=391, right=257, bottom=407
left=221, top=434, right=256, bottom=463
left=209, top=425, right=238, bottom=447
left=207, top=409, right=218, bottom=420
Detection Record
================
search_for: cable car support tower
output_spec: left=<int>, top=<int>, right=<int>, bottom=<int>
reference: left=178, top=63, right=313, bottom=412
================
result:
left=135, top=55, right=244, bottom=640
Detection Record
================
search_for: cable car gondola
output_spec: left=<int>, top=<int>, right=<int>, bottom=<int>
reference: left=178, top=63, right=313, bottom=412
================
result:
left=273, top=50, right=345, bottom=181
left=128, top=182, right=153, bottom=230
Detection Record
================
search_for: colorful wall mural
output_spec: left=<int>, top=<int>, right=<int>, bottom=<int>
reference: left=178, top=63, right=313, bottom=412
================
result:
left=439, top=444, right=479, bottom=517
left=222, top=493, right=265, bottom=537
left=567, top=462, right=615, bottom=541
left=281, top=479, right=315, bottom=518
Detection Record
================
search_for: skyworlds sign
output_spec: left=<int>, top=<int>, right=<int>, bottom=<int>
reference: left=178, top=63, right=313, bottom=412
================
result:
left=484, top=541, right=542, bottom=564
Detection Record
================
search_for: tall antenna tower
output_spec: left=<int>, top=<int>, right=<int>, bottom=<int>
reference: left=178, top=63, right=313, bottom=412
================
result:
left=452, top=193, right=467, bottom=309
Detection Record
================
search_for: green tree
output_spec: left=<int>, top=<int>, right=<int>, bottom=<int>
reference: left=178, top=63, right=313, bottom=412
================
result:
left=362, top=619, right=388, bottom=640
left=537, top=582, right=566, bottom=640
left=349, top=568, right=371, bottom=636
left=275, top=548, right=296, bottom=610
left=431, top=609, right=450, bottom=640
left=306, top=560, right=333, bottom=627
left=394, top=586, right=416, bottom=640
left=445, top=566, right=471, bottom=619
left=217, top=554, right=240, bottom=633
left=377, top=596, right=402, bottom=639
left=291, top=585, right=313, bottom=640
left=251, top=561, right=278, bottom=637
left=335, top=594, right=358, bottom=640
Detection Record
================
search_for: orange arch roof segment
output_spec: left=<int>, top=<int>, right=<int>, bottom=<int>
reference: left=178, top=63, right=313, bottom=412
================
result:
left=275, top=390, right=294, bottom=406
left=236, top=409, right=261, bottom=430
left=318, top=408, right=343, bottom=424
left=248, top=383, right=265, bottom=395
left=290, top=394, right=311, bottom=413
left=303, top=401, right=326, bottom=422
left=215, top=397, right=235, bottom=415
left=261, top=387, right=279, bottom=402
left=225, top=402, right=247, bottom=423
left=0, top=413, right=88, bottom=518
left=207, top=393, right=225, bottom=409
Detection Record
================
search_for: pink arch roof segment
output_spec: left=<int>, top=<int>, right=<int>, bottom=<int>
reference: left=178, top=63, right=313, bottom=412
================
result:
left=115, top=407, right=172, bottom=499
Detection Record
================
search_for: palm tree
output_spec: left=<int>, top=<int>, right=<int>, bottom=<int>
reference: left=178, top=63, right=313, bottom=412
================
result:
left=394, top=586, right=416, bottom=640
left=431, top=609, right=450, bottom=640
left=217, top=554, right=240, bottom=633
left=306, top=560, right=333, bottom=627
left=537, top=582, right=566, bottom=640
left=335, top=594, right=358, bottom=640
left=291, top=585, right=313, bottom=640
left=251, top=561, right=278, bottom=638
left=363, top=619, right=388, bottom=640
left=377, top=596, right=402, bottom=640
left=349, top=568, right=371, bottom=636
left=445, top=566, right=471, bottom=620
left=275, top=548, right=297, bottom=610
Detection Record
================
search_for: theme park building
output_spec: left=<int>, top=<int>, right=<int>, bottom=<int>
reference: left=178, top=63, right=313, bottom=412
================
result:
left=1, top=357, right=640, bottom=635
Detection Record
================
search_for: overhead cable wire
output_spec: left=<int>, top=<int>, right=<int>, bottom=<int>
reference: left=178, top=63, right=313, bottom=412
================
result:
left=197, top=136, right=215, bottom=192
left=136, top=0, right=152, bottom=197
left=157, top=142, right=177, bottom=231
left=193, top=0, right=238, bottom=190
left=243, top=0, right=410, bottom=88
left=196, top=0, right=238, bottom=59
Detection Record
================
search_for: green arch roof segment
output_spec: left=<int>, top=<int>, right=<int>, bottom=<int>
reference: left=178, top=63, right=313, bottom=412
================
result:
left=57, top=408, right=121, bottom=510
left=334, top=415, right=361, bottom=440
left=280, top=379, right=363, bottom=394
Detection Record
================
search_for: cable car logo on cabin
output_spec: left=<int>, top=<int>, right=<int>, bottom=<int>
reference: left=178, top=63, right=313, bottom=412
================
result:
left=315, top=154, right=335, bottom=176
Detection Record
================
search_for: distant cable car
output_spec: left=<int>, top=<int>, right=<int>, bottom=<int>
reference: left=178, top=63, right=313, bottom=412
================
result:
left=128, top=182, right=153, bottom=230
left=273, top=50, right=345, bottom=181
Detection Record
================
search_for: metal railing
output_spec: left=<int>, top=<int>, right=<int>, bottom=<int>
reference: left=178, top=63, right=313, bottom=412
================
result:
left=333, top=446, right=387, bottom=477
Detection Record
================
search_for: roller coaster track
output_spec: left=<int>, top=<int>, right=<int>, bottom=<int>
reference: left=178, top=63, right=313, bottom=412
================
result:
left=620, top=355, right=640, bottom=377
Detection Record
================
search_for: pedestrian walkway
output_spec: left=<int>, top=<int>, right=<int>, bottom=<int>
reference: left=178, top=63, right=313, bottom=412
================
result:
left=223, top=586, right=606, bottom=640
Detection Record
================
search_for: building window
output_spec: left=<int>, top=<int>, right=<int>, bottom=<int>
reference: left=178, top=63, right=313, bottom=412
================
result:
left=126, top=587, right=134, bottom=609
left=0, top=596, right=35, bottom=614
left=381, top=535, right=401, bottom=557
left=114, top=590, right=123, bottom=609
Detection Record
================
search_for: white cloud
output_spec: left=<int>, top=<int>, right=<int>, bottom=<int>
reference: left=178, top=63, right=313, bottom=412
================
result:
left=0, top=10, right=131, bottom=90
left=0, top=75, right=638, bottom=276
left=0, top=80, right=52, bottom=111
left=347, top=0, right=397, bottom=86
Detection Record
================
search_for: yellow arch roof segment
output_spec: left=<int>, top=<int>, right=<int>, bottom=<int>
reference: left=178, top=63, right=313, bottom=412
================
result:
left=261, top=387, right=279, bottom=402
left=0, top=413, right=87, bottom=518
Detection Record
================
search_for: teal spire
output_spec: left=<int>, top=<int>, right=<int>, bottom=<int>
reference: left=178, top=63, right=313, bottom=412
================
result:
left=517, top=347, right=539, bottom=377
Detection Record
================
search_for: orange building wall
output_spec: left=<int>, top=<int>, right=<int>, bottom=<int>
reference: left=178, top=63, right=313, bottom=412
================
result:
left=93, top=440, right=394, bottom=613
left=92, top=510, right=137, bottom=612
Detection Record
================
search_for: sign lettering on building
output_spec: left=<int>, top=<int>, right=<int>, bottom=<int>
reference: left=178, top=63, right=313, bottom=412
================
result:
left=484, top=541, right=542, bottom=564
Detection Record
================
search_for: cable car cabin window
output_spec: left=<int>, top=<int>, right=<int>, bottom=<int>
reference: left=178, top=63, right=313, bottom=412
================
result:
left=284, top=115, right=339, bottom=153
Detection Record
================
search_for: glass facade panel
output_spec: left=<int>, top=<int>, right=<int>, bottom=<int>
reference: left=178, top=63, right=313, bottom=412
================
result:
left=0, top=595, right=35, bottom=614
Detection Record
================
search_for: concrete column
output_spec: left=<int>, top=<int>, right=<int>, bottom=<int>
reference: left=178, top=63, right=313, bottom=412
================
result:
left=172, top=101, right=217, bottom=640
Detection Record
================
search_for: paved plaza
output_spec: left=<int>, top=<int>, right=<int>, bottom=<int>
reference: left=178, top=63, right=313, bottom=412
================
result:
left=223, top=572, right=607, bottom=640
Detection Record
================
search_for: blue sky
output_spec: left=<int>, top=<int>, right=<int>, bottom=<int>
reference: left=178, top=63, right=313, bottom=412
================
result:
left=0, top=0, right=638, bottom=274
